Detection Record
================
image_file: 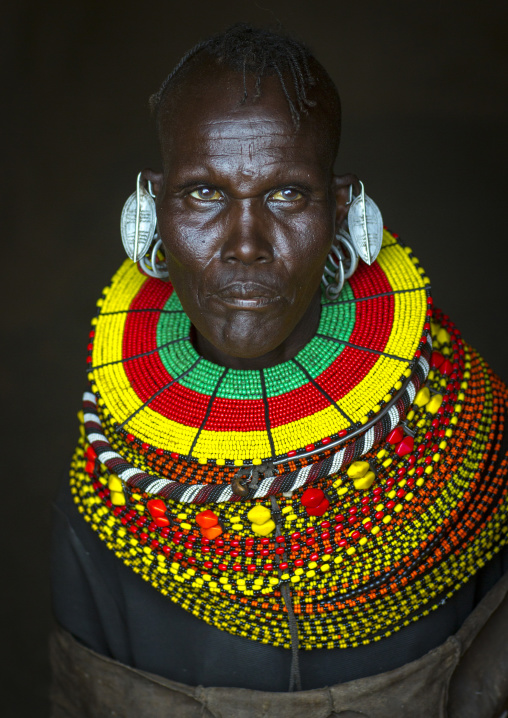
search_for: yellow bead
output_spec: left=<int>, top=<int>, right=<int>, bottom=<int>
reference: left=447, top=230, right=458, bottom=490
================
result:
left=405, top=492, right=414, bottom=501
left=306, top=570, right=316, bottom=578
left=353, top=470, right=376, bottom=490
left=251, top=519, right=276, bottom=536
left=110, top=490, right=126, bottom=506
left=333, top=478, right=342, bottom=488
left=359, top=537, right=368, bottom=545
left=414, top=386, right=431, bottom=407
left=198, top=457, right=207, bottom=464
left=308, top=561, right=318, bottom=569
left=321, top=563, right=331, bottom=572
left=247, top=505, right=272, bottom=525
left=234, top=459, right=243, bottom=466
left=346, top=547, right=356, bottom=555
left=180, top=522, right=192, bottom=530
left=372, top=526, right=380, bottom=535
left=426, top=394, right=443, bottom=414
left=347, top=460, right=370, bottom=479
left=436, top=327, right=450, bottom=345
left=252, top=458, right=262, bottom=465
left=216, top=458, right=225, bottom=466
left=108, top=474, right=123, bottom=492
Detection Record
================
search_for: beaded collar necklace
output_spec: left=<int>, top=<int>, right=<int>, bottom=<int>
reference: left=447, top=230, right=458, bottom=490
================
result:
left=71, top=230, right=508, bottom=655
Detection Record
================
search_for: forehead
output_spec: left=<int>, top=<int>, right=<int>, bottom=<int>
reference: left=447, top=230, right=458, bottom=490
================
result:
left=157, top=64, right=332, bottom=177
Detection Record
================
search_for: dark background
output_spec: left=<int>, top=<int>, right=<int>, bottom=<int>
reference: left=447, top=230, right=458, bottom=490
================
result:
left=3, top=1, right=508, bottom=715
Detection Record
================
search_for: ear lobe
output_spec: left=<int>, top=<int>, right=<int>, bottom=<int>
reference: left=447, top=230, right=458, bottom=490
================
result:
left=332, top=173, right=360, bottom=229
left=141, top=168, right=164, bottom=196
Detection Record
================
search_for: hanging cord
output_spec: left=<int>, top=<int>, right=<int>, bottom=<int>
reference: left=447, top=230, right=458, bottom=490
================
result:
left=270, top=496, right=302, bottom=692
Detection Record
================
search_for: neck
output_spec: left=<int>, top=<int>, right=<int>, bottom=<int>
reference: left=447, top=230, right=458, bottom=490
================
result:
left=193, top=291, right=322, bottom=370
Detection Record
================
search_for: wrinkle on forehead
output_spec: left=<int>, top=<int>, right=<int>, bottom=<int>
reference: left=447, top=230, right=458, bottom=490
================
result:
left=158, top=66, right=336, bottom=175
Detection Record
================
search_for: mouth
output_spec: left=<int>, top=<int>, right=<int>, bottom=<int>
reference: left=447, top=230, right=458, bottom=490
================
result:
left=212, top=282, right=281, bottom=309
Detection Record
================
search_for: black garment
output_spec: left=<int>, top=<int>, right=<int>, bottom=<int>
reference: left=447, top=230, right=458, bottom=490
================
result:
left=51, top=477, right=508, bottom=692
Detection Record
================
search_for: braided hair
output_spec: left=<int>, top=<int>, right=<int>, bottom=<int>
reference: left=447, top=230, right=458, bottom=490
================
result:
left=149, top=23, right=336, bottom=128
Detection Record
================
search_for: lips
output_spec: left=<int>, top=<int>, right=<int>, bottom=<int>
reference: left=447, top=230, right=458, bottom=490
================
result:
left=213, top=281, right=281, bottom=308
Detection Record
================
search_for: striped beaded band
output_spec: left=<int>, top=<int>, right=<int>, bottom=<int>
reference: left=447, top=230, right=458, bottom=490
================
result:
left=87, top=231, right=430, bottom=471
left=71, top=308, right=508, bottom=650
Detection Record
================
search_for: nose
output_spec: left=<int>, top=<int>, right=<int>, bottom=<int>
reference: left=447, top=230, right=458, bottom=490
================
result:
left=220, top=199, right=274, bottom=265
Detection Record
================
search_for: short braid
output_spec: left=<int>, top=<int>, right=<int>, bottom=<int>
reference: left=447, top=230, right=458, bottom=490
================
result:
left=149, top=23, right=325, bottom=126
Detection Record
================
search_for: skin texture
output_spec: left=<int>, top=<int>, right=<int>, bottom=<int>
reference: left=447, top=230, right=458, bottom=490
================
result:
left=144, top=59, right=357, bottom=369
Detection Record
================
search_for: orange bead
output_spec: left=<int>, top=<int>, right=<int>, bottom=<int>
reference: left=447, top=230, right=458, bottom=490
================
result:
left=202, top=525, right=222, bottom=540
left=196, top=509, right=219, bottom=529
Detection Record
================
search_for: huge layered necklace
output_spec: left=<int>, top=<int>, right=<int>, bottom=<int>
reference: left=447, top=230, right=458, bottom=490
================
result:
left=71, top=231, right=508, bottom=650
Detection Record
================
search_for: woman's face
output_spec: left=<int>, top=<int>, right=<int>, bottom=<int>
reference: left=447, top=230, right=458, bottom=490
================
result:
left=145, top=66, right=349, bottom=368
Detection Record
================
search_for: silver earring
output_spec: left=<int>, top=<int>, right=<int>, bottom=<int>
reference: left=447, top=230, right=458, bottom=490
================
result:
left=120, top=173, right=157, bottom=262
left=346, top=180, right=383, bottom=266
left=138, top=238, right=169, bottom=280
left=120, top=173, right=168, bottom=280
left=322, top=230, right=359, bottom=300
left=322, top=181, right=384, bottom=300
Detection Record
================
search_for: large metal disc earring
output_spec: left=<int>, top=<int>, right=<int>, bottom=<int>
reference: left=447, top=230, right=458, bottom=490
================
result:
left=322, top=230, right=359, bottom=300
left=346, top=180, right=383, bottom=265
left=120, top=173, right=157, bottom=262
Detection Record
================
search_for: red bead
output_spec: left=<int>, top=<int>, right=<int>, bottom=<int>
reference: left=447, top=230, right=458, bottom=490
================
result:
left=431, top=351, right=444, bottom=369
left=338, top=539, right=347, bottom=547
left=140, top=532, right=148, bottom=542
left=218, top=563, right=227, bottom=571
left=396, top=436, right=414, bottom=457
left=291, top=532, right=301, bottom=540
left=309, top=553, right=319, bottom=561
left=320, top=521, right=331, bottom=528
left=288, top=450, right=297, bottom=457
left=334, top=523, right=344, bottom=532
left=231, top=540, right=240, bottom=547
left=276, top=536, right=285, bottom=543
left=232, top=564, right=241, bottom=571
left=264, top=564, right=274, bottom=571
left=170, top=452, right=179, bottom=460
left=396, top=489, right=406, bottom=498
left=416, top=466, right=424, bottom=476
left=294, top=559, right=304, bottom=568
left=260, top=538, right=269, bottom=545
left=306, top=527, right=315, bottom=534
left=279, top=562, right=288, bottom=571
left=387, top=426, right=404, bottom=444
left=321, top=532, right=330, bottom=540
left=290, top=543, right=300, bottom=552
left=441, top=359, right=453, bottom=375
left=305, top=444, right=315, bottom=452
left=275, top=547, right=285, bottom=555
left=160, top=527, right=170, bottom=538
left=301, top=487, right=325, bottom=508
left=306, top=499, right=330, bottom=516
left=154, top=516, right=170, bottom=527
left=147, top=498, right=166, bottom=518
left=351, top=531, right=360, bottom=540
left=204, top=561, right=213, bottom=569
left=386, top=501, right=395, bottom=510
left=364, top=522, right=373, bottom=531
left=141, top=442, right=149, bottom=451
left=338, top=429, right=348, bottom=438
left=322, top=437, right=331, bottom=444
left=155, top=448, right=164, bottom=456
left=245, top=549, right=254, bottom=558
left=126, top=434, right=134, bottom=442
left=215, top=539, right=225, bottom=547
left=162, top=545, right=171, bottom=556
left=375, top=511, right=384, bottom=520
left=261, top=549, right=270, bottom=557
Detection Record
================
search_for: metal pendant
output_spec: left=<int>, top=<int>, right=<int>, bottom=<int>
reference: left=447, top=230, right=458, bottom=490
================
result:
left=347, top=181, right=383, bottom=265
left=120, top=173, right=157, bottom=262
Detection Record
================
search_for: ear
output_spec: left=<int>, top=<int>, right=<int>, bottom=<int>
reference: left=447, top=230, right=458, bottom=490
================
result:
left=332, top=173, right=360, bottom=229
left=141, top=168, right=164, bottom=196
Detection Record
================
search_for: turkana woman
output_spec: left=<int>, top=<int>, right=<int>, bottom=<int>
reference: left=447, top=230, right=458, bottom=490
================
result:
left=50, top=24, right=508, bottom=718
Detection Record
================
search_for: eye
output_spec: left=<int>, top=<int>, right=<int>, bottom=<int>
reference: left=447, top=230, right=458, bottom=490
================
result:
left=189, top=187, right=222, bottom=201
left=270, top=188, right=303, bottom=202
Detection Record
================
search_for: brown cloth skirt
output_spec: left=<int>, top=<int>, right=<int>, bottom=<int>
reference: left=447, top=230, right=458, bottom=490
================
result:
left=50, top=570, right=508, bottom=718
